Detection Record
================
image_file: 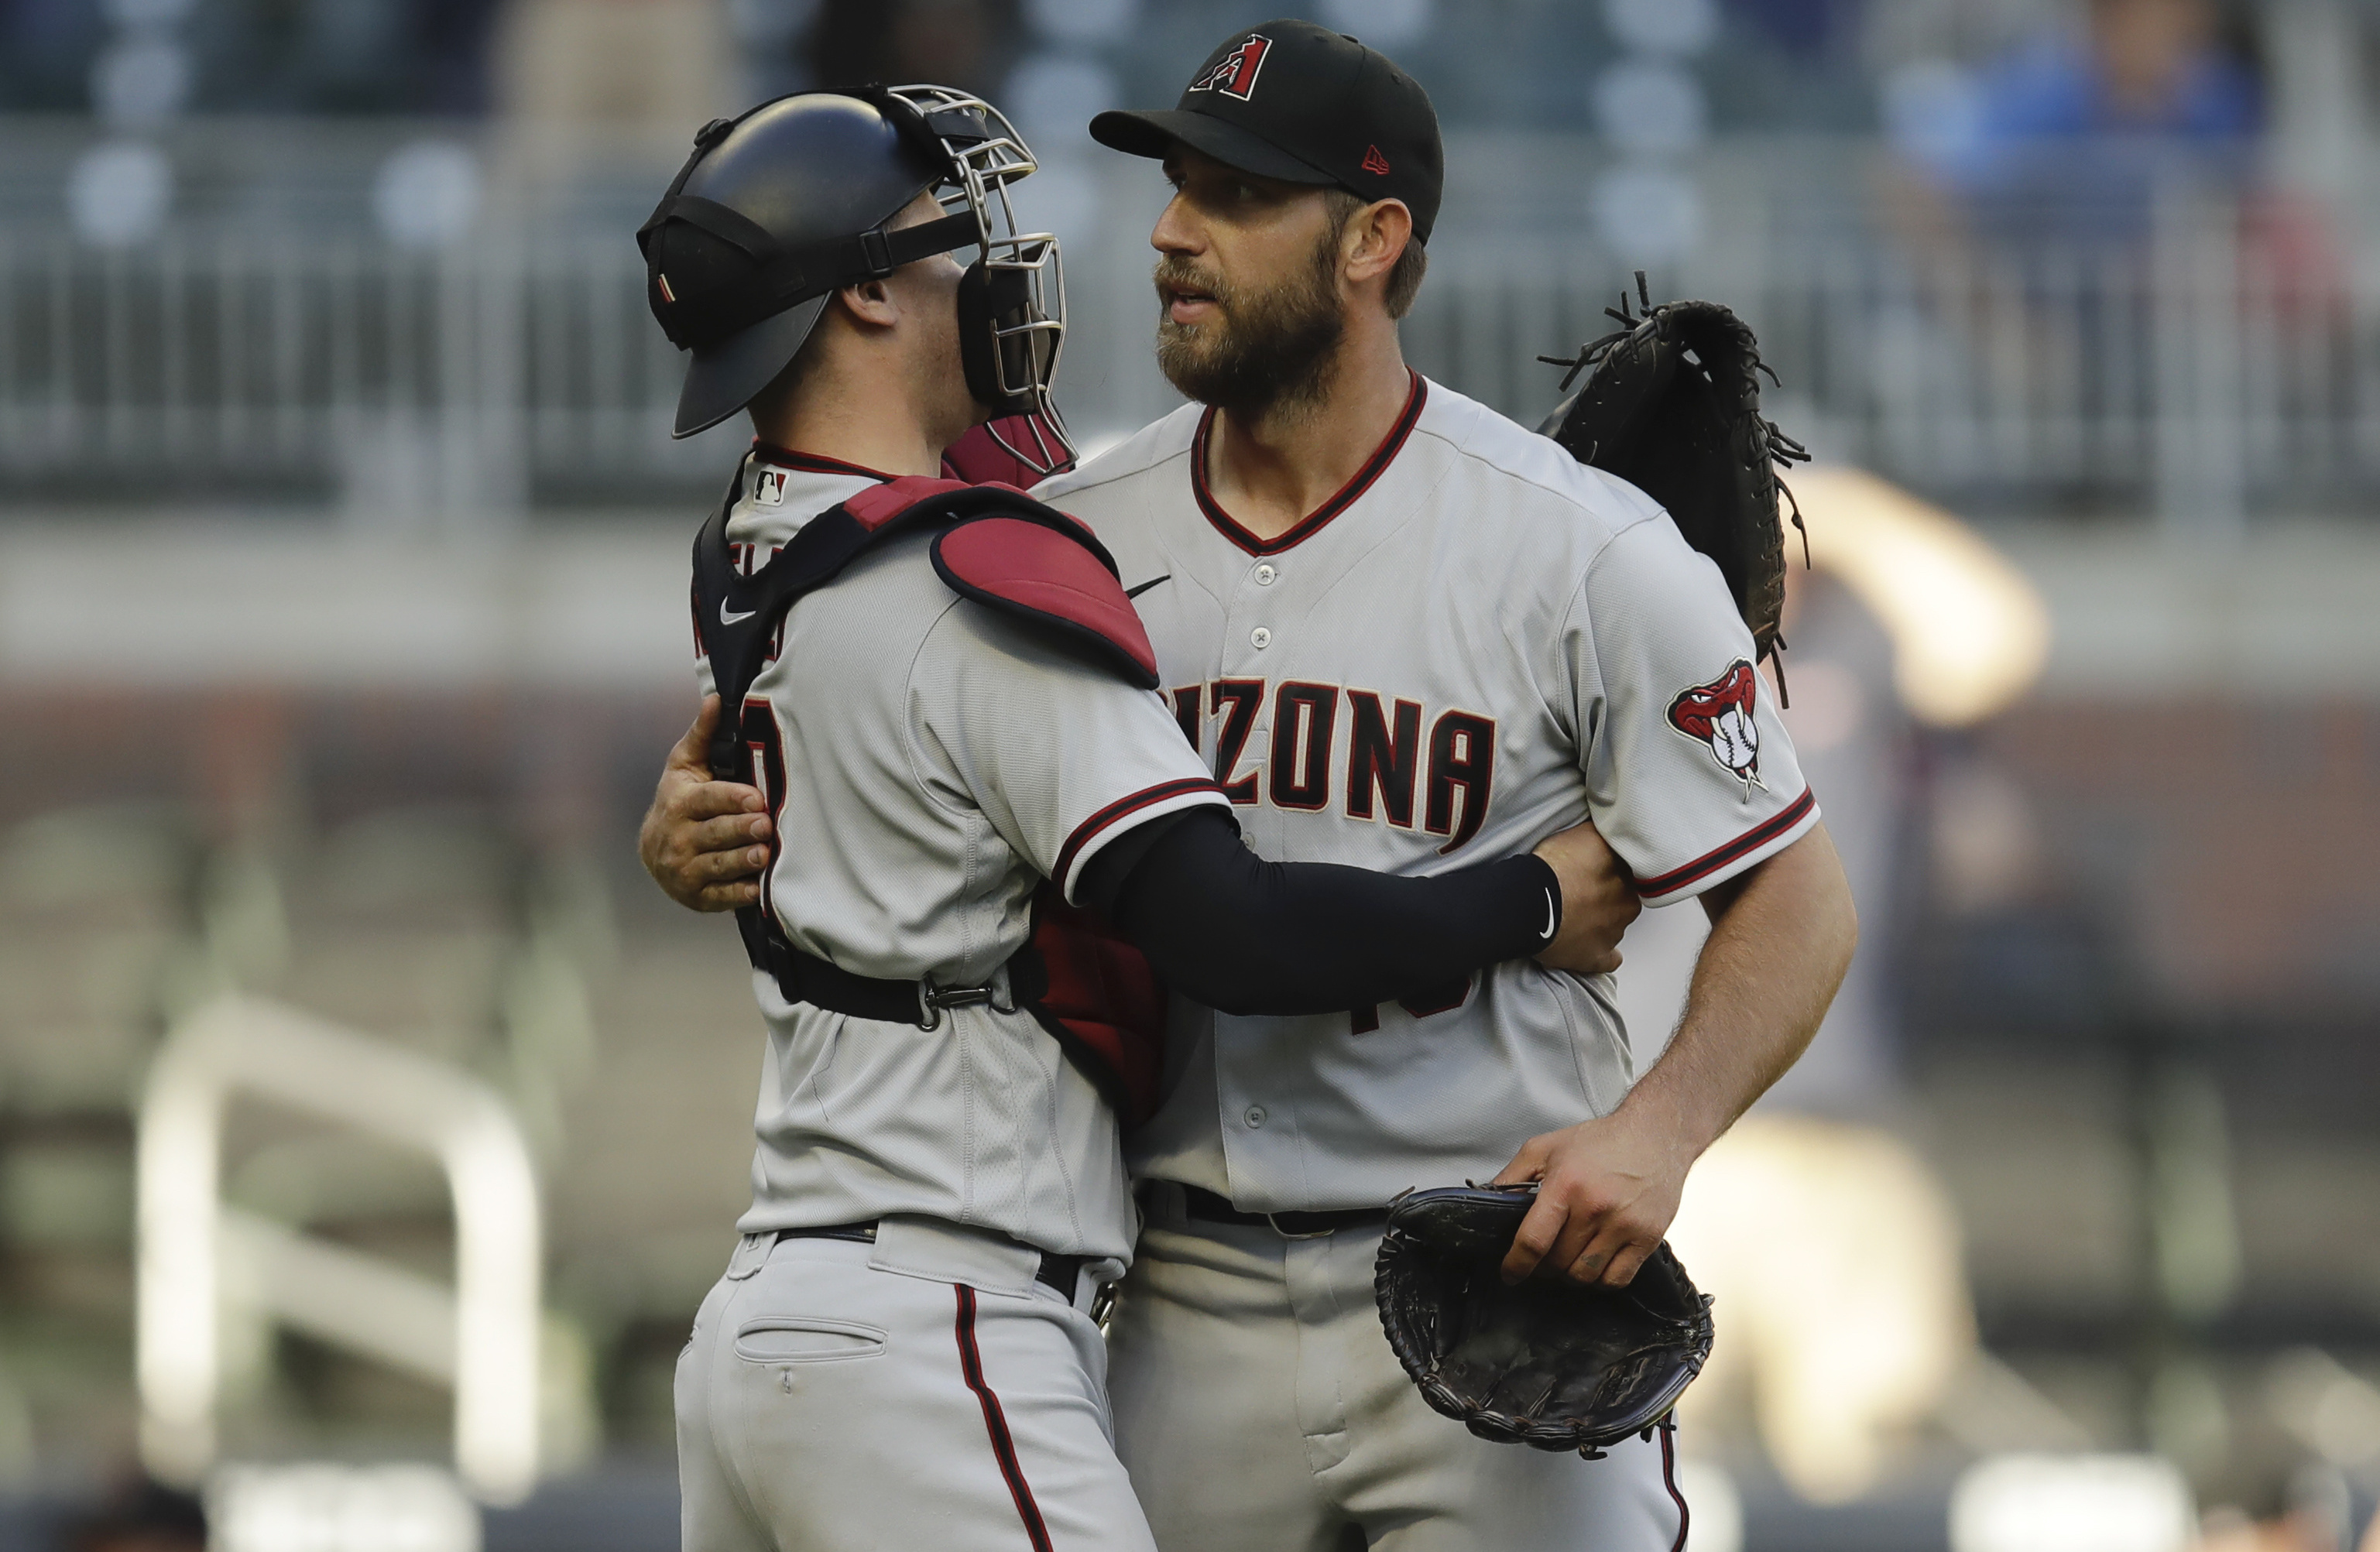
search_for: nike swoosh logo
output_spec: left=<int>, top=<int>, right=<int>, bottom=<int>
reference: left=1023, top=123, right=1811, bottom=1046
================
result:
left=720, top=600, right=756, bottom=625
left=1541, top=889, right=1559, bottom=941
left=1125, top=574, right=1172, bottom=599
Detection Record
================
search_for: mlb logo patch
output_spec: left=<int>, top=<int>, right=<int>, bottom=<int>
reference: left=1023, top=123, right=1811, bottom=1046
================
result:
left=753, top=468, right=788, bottom=506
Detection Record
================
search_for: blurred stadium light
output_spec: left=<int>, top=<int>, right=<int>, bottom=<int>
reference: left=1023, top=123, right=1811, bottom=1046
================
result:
left=207, top=1462, right=480, bottom=1552
left=2268, top=1348, right=2380, bottom=1471
left=1788, top=465, right=2051, bottom=726
left=372, top=142, right=483, bottom=252
left=1949, top=1453, right=2197, bottom=1552
left=1668, top=1114, right=1980, bottom=1503
left=1590, top=0, right=1713, bottom=260
left=63, top=139, right=171, bottom=246
left=137, top=995, right=543, bottom=1504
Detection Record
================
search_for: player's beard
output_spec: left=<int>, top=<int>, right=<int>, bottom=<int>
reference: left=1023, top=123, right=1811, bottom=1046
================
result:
left=1153, top=234, right=1345, bottom=420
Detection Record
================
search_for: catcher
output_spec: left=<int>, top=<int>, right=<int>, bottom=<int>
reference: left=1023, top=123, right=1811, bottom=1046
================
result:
left=644, top=21, right=1858, bottom=1552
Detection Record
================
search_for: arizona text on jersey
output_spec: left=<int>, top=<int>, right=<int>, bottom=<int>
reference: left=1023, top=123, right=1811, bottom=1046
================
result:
left=1037, top=374, right=1819, bottom=1212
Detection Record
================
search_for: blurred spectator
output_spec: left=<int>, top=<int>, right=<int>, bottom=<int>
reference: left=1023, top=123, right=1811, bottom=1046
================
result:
left=1870, top=0, right=2347, bottom=520
left=0, top=0, right=504, bottom=115
left=414, top=0, right=506, bottom=114
left=495, top=0, right=732, bottom=138
left=196, top=0, right=506, bottom=115
left=1887, top=0, right=2261, bottom=247
left=1706, top=0, right=1878, bottom=133
left=0, top=0, right=106, bottom=111
left=806, top=0, right=1018, bottom=98
left=1727, top=0, right=1863, bottom=60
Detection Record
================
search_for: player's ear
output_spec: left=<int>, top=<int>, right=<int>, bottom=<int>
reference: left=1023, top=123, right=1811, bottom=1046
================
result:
left=837, top=276, right=900, bottom=330
left=1344, top=199, right=1412, bottom=291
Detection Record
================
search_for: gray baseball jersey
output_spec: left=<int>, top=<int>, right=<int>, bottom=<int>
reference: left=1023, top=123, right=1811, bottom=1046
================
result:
left=1035, top=374, right=1819, bottom=1212
left=697, top=450, right=1230, bottom=1262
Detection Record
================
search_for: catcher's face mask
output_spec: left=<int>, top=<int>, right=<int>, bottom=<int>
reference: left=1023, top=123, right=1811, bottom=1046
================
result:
left=889, top=84, right=1075, bottom=478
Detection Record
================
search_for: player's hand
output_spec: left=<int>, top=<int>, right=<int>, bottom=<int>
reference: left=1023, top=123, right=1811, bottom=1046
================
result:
left=640, top=696, right=773, bottom=912
left=1530, top=820, right=1640, bottom=976
left=1490, top=1101, right=1689, bottom=1289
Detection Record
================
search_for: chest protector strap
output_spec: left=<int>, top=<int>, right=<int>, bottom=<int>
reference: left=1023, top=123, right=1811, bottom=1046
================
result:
left=691, top=466, right=1169, bottom=1125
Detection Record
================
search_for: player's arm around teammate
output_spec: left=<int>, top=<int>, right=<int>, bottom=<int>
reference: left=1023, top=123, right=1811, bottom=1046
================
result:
left=640, top=695, right=772, bottom=912
left=640, top=694, right=1645, bottom=976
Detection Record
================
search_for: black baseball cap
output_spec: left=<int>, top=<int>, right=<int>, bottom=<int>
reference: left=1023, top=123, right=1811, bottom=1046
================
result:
left=1089, top=19, right=1443, bottom=245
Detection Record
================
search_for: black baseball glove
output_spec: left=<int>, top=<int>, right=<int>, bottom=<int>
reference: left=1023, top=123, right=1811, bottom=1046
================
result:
left=1373, top=1183, right=1714, bottom=1457
left=1537, top=272, right=1810, bottom=699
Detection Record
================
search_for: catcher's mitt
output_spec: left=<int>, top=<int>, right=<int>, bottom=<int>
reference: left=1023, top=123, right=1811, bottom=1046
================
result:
left=1373, top=1183, right=1714, bottom=1458
left=1537, top=272, right=1810, bottom=701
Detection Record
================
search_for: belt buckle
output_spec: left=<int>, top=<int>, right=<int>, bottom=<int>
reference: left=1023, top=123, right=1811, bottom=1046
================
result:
left=1264, top=1211, right=1334, bottom=1241
left=917, top=982, right=990, bottom=1030
left=917, top=967, right=1014, bottom=1029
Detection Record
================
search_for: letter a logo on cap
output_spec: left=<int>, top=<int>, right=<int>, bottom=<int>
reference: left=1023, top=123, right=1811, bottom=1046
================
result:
left=1188, top=33, right=1271, bottom=101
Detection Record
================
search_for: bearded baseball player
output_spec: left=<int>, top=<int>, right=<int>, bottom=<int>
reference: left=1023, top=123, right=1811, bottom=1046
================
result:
left=635, top=83, right=1638, bottom=1552
left=1043, top=28, right=1856, bottom=1550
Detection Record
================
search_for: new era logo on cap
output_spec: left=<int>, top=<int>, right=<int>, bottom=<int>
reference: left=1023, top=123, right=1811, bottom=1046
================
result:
left=1188, top=33, right=1271, bottom=101
left=1361, top=145, right=1391, bottom=176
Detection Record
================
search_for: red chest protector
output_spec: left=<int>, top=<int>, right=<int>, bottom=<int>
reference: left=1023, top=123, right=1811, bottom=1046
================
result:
left=691, top=464, right=1171, bottom=1127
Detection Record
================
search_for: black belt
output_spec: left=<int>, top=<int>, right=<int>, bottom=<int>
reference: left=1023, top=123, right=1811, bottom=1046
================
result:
left=740, top=910, right=1017, bottom=1030
left=1178, top=1184, right=1388, bottom=1238
left=771, top=1222, right=1088, bottom=1301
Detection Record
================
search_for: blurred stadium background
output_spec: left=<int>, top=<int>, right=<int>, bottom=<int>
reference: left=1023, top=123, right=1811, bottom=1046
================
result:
left=2, top=0, right=2378, bottom=1547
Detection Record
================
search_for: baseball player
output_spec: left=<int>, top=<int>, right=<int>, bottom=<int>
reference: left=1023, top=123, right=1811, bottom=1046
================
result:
left=636, top=85, right=1635, bottom=1552
left=1047, top=26, right=1857, bottom=1551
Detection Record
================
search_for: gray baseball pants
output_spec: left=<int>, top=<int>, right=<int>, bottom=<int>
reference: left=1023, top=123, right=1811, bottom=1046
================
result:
left=1107, top=1184, right=1687, bottom=1552
left=677, top=1218, right=1153, bottom=1552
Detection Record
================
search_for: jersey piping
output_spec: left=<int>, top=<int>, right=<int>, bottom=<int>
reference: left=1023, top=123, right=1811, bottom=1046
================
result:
left=1051, top=775, right=1229, bottom=900
left=756, top=442, right=898, bottom=481
left=1635, top=785, right=1816, bottom=900
left=1190, top=369, right=1428, bottom=556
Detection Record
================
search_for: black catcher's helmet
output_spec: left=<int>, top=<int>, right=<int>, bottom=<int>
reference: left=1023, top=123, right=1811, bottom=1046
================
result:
left=639, top=85, right=1072, bottom=470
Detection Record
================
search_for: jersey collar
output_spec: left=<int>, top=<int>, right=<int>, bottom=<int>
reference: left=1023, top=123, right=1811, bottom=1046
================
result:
left=753, top=441, right=898, bottom=482
left=1189, top=370, right=1427, bottom=557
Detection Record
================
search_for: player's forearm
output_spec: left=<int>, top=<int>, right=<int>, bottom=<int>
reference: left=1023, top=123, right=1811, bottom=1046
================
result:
left=1096, top=810, right=1558, bottom=1016
left=1618, top=824, right=1857, bottom=1154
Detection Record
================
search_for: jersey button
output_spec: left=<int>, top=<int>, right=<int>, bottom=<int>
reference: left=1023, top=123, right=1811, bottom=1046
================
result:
left=1243, top=1105, right=1267, bottom=1129
left=1254, top=564, right=1277, bottom=586
left=1250, top=627, right=1271, bottom=649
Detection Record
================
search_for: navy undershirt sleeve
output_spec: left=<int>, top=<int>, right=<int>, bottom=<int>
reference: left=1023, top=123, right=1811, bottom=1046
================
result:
left=1077, top=808, right=1562, bottom=1017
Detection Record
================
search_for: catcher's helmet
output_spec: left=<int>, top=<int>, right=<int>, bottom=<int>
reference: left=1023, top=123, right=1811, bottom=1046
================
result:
left=639, top=85, right=1072, bottom=468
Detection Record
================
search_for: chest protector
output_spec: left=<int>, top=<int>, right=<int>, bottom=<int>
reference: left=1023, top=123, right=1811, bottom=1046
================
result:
left=691, top=468, right=1171, bottom=1126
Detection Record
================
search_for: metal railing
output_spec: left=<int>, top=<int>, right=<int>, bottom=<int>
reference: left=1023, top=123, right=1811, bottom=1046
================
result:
left=2, top=123, right=2375, bottom=527
left=0, top=228, right=721, bottom=516
left=1409, top=224, right=2380, bottom=535
left=138, top=994, right=544, bottom=1503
